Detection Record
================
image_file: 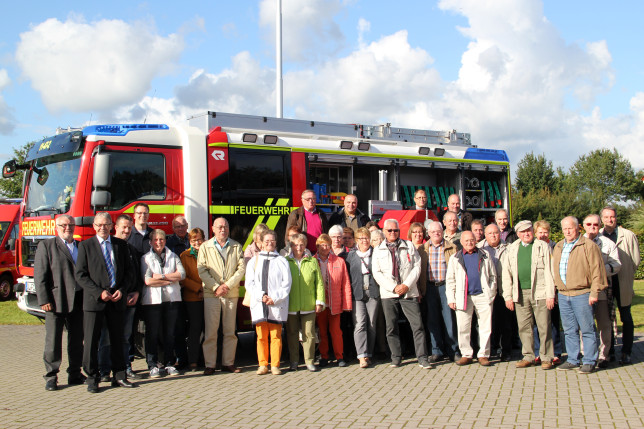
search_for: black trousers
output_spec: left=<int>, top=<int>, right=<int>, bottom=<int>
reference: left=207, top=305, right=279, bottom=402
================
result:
left=43, top=292, right=84, bottom=382
left=381, top=297, right=427, bottom=361
left=83, top=302, right=126, bottom=385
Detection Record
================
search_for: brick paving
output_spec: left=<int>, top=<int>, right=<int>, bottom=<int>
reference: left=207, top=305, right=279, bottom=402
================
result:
left=0, top=325, right=642, bottom=428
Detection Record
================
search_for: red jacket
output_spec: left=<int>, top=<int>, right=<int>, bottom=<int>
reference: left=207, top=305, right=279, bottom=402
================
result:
left=316, top=253, right=352, bottom=315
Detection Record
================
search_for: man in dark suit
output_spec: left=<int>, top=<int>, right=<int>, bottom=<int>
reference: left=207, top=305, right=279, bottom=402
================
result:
left=35, top=214, right=85, bottom=391
left=76, top=212, right=135, bottom=393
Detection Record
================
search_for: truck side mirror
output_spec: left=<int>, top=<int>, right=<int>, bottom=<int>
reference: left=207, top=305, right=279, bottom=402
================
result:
left=2, top=160, right=17, bottom=178
left=93, top=153, right=112, bottom=188
left=91, top=190, right=111, bottom=208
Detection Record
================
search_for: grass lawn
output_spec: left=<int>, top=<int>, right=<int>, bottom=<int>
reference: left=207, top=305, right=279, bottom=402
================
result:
left=626, top=280, right=644, bottom=332
left=0, top=300, right=42, bottom=325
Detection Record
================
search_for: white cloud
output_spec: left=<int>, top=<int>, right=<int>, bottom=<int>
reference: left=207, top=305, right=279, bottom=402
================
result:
left=112, top=51, right=276, bottom=124
left=0, top=69, right=16, bottom=135
left=286, top=30, right=442, bottom=123
left=15, top=15, right=183, bottom=113
left=259, top=0, right=346, bottom=64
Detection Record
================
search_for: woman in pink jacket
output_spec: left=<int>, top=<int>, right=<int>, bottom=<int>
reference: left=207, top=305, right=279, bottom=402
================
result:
left=315, top=234, right=352, bottom=367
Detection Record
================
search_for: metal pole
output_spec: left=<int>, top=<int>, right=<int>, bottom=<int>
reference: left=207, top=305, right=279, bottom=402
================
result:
left=276, top=0, right=283, bottom=118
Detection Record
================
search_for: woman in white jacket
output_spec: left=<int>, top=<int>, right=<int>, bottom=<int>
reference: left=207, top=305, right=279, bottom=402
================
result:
left=245, top=230, right=292, bottom=375
left=140, top=229, right=186, bottom=378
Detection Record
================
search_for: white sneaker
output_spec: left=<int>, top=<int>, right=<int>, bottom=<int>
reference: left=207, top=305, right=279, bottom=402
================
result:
left=149, top=367, right=161, bottom=378
left=165, top=366, right=180, bottom=376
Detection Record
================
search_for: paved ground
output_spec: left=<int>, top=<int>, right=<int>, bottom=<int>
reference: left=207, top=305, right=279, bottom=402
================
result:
left=0, top=325, right=642, bottom=429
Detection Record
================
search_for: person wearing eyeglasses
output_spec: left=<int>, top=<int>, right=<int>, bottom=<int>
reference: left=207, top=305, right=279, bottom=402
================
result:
left=34, top=214, right=85, bottom=392
left=372, top=219, right=432, bottom=369
left=127, top=202, right=154, bottom=256
left=286, top=189, right=329, bottom=255
left=346, top=227, right=381, bottom=368
left=166, top=215, right=190, bottom=256
left=583, top=214, right=621, bottom=369
left=423, top=221, right=458, bottom=363
left=198, top=217, right=246, bottom=375
left=75, top=212, right=136, bottom=393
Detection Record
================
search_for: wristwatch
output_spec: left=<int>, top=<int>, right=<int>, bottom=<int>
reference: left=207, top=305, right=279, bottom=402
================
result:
left=161, top=274, right=166, bottom=280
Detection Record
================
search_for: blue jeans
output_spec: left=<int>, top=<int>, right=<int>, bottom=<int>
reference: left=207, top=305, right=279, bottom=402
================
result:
left=426, top=284, right=459, bottom=358
left=558, top=292, right=597, bottom=365
left=98, top=306, right=137, bottom=375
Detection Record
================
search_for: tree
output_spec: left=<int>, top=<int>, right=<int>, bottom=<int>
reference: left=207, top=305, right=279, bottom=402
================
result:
left=514, top=152, right=559, bottom=196
left=0, top=141, right=35, bottom=198
left=566, top=148, right=642, bottom=212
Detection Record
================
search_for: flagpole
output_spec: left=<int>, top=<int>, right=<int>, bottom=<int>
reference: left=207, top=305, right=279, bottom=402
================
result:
left=276, top=0, right=283, bottom=118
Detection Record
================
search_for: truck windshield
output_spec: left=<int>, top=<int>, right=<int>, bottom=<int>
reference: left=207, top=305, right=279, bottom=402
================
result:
left=24, top=152, right=82, bottom=215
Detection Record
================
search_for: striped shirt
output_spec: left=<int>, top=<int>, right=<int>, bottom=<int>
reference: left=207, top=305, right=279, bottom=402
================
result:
left=427, top=241, right=447, bottom=282
left=559, top=236, right=580, bottom=285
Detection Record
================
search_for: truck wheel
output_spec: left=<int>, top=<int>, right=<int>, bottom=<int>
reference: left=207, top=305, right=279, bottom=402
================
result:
left=0, top=274, right=13, bottom=301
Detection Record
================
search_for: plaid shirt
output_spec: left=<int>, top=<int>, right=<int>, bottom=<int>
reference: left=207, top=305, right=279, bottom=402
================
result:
left=559, top=236, right=580, bottom=285
left=427, top=241, right=447, bottom=282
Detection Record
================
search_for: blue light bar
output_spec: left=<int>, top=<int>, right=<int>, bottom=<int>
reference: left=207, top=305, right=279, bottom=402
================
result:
left=464, top=148, right=509, bottom=163
left=83, top=123, right=169, bottom=136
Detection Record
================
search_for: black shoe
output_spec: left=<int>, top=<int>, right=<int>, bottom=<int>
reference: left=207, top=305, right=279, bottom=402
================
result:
left=100, top=374, right=111, bottom=383
left=319, top=358, right=328, bottom=368
left=597, top=360, right=609, bottom=369
left=500, top=354, right=512, bottom=362
left=68, top=374, right=87, bottom=385
left=619, top=354, right=632, bottom=365
left=87, top=384, right=99, bottom=394
left=111, top=378, right=135, bottom=388
left=428, top=354, right=443, bottom=363
left=45, top=379, right=57, bottom=391
left=337, top=359, right=347, bottom=367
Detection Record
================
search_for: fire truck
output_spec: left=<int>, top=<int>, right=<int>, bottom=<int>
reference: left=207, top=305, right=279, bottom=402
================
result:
left=3, top=111, right=511, bottom=324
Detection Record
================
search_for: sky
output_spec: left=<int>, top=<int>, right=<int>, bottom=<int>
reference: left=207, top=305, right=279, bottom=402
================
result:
left=1, top=0, right=643, bottom=174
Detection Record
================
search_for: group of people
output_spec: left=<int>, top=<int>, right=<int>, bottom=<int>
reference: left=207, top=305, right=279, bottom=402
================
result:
left=34, top=188, right=640, bottom=393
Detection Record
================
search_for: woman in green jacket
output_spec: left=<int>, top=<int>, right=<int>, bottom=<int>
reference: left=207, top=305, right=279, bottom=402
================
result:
left=285, top=233, right=325, bottom=372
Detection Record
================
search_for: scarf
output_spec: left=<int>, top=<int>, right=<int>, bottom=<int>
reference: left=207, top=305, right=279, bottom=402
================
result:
left=386, top=239, right=402, bottom=284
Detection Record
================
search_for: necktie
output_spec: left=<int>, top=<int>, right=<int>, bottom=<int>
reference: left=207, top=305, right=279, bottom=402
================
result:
left=102, top=240, right=116, bottom=289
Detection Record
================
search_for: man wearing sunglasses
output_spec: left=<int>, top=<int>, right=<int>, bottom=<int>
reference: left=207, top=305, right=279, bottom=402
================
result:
left=372, top=219, right=432, bottom=369
left=584, top=214, right=621, bottom=368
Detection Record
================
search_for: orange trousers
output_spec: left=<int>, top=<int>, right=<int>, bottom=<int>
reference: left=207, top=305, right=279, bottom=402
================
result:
left=317, top=308, right=343, bottom=360
left=255, top=322, right=282, bottom=368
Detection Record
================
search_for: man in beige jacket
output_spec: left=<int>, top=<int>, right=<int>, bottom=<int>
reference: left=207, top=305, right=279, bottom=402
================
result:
left=501, top=221, right=556, bottom=370
left=198, top=217, right=246, bottom=375
left=600, top=206, right=640, bottom=365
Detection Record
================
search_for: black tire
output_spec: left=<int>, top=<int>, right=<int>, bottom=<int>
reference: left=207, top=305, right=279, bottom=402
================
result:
left=0, top=274, right=13, bottom=301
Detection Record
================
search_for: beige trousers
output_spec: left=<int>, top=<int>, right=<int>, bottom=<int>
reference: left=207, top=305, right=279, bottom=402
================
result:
left=455, top=294, right=493, bottom=358
left=515, top=292, right=553, bottom=362
left=203, top=296, right=238, bottom=368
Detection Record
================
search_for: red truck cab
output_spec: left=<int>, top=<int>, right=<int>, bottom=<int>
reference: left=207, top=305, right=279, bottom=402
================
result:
left=0, top=202, right=20, bottom=300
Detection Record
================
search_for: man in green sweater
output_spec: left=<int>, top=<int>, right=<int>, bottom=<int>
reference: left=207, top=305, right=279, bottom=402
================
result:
left=501, top=220, right=556, bottom=370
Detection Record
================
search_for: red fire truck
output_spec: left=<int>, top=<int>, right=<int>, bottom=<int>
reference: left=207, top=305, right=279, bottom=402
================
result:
left=0, top=201, right=20, bottom=301
left=3, top=111, right=511, bottom=324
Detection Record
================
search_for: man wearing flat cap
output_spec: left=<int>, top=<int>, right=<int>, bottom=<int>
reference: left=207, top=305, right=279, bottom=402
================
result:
left=501, top=220, right=556, bottom=369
